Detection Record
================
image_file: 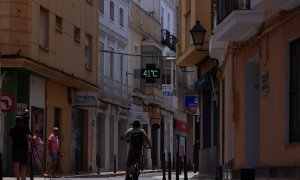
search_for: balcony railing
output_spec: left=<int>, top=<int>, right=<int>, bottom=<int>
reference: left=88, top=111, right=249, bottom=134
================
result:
left=161, top=29, right=171, bottom=46
left=217, top=0, right=251, bottom=24
left=100, top=76, right=131, bottom=105
left=130, top=1, right=161, bottom=42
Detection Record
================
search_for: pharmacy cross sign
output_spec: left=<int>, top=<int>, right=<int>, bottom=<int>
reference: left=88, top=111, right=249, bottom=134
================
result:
left=141, top=64, right=160, bottom=83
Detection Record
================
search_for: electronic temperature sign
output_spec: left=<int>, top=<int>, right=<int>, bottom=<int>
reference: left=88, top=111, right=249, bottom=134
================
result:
left=141, top=64, right=160, bottom=83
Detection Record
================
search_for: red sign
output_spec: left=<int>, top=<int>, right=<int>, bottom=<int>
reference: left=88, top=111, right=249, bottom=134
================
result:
left=0, top=93, right=14, bottom=112
left=175, top=120, right=191, bottom=133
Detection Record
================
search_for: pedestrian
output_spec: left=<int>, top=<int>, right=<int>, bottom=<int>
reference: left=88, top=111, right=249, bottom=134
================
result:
left=9, top=115, right=32, bottom=180
left=43, top=127, right=61, bottom=178
left=31, top=129, right=44, bottom=175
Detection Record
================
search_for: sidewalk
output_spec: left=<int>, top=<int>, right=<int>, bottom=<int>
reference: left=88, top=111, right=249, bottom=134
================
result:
left=3, top=169, right=161, bottom=179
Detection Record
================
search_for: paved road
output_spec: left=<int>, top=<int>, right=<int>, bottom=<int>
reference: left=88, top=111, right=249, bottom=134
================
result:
left=96, top=172, right=203, bottom=179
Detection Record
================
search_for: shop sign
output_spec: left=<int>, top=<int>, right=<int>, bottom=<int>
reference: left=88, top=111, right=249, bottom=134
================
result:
left=184, top=95, right=199, bottom=108
left=132, top=112, right=149, bottom=124
left=175, top=120, right=190, bottom=133
left=74, top=96, right=97, bottom=107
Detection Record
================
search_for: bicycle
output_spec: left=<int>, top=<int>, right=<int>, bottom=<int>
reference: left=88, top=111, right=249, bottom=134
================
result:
left=129, top=145, right=151, bottom=180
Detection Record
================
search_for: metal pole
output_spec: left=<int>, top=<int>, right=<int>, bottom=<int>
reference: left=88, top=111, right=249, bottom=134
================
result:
left=176, top=153, right=179, bottom=180
left=75, top=148, right=78, bottom=175
left=162, top=152, right=166, bottom=180
left=0, top=52, right=3, bottom=180
left=96, top=155, right=100, bottom=175
left=184, top=155, right=188, bottom=180
left=168, top=152, right=171, bottom=180
left=179, top=156, right=182, bottom=175
left=0, top=153, right=2, bottom=180
left=113, top=155, right=116, bottom=173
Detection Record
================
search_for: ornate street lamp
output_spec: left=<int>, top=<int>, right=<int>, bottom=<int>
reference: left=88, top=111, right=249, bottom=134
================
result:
left=190, top=20, right=207, bottom=51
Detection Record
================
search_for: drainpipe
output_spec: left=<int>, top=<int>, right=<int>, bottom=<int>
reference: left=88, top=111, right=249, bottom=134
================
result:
left=0, top=52, right=2, bottom=180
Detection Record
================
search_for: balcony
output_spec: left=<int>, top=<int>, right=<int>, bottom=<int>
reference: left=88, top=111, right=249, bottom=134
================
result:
left=100, top=76, right=131, bottom=107
left=251, top=0, right=300, bottom=10
left=214, top=0, right=265, bottom=42
left=169, top=35, right=177, bottom=51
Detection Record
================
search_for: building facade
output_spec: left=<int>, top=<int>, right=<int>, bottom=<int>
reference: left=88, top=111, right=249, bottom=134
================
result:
left=0, top=0, right=99, bottom=175
left=210, top=0, right=300, bottom=179
left=176, top=0, right=219, bottom=177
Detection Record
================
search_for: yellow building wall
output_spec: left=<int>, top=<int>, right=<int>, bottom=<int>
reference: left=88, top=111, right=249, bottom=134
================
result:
left=128, top=28, right=142, bottom=89
left=46, top=80, right=72, bottom=173
left=31, top=0, right=98, bottom=87
left=233, top=12, right=300, bottom=168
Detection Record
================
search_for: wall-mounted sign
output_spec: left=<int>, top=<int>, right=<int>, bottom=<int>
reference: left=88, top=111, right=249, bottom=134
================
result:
left=184, top=95, right=199, bottom=108
left=141, top=64, right=160, bottom=83
left=162, top=84, right=173, bottom=96
left=261, top=71, right=269, bottom=96
left=1, top=93, right=14, bottom=112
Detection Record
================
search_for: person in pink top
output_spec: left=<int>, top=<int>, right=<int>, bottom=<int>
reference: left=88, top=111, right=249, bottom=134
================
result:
left=43, top=127, right=60, bottom=178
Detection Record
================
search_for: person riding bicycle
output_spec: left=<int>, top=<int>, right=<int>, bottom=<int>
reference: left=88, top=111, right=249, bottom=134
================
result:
left=124, top=120, right=151, bottom=180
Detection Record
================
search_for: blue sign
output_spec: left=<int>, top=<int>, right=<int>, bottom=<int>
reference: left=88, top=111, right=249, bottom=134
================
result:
left=163, top=91, right=173, bottom=96
left=184, top=95, right=199, bottom=107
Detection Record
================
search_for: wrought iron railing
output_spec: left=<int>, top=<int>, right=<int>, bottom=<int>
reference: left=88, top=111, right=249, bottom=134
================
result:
left=161, top=29, right=171, bottom=46
left=216, top=0, right=251, bottom=24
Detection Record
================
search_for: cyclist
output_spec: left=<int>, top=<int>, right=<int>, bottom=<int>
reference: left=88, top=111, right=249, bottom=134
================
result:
left=124, top=120, right=151, bottom=180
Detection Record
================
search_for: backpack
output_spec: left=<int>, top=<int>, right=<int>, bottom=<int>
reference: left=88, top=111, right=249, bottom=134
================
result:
left=130, top=129, right=144, bottom=149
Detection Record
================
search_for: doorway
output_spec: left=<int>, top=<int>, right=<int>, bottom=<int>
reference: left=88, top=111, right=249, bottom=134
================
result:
left=245, top=57, right=260, bottom=168
left=71, top=108, right=88, bottom=171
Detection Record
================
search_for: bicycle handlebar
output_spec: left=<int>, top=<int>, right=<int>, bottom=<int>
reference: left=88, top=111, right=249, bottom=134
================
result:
left=144, top=145, right=151, bottom=149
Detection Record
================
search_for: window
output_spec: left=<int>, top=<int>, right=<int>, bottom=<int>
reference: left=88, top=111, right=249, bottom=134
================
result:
left=110, top=1, right=114, bottom=21
left=162, top=60, right=171, bottom=84
left=118, top=54, right=123, bottom=81
left=85, top=34, right=92, bottom=69
left=54, top=107, right=61, bottom=129
left=167, top=13, right=170, bottom=30
left=186, top=0, right=191, bottom=12
left=99, top=42, right=104, bottom=76
left=55, top=16, right=63, bottom=32
left=74, top=27, right=80, bottom=42
left=289, top=37, right=300, bottom=143
left=39, top=7, right=49, bottom=48
left=99, top=0, right=104, bottom=14
left=109, top=47, right=114, bottom=79
left=134, top=45, right=139, bottom=69
left=119, top=8, right=124, bottom=27
left=134, top=45, right=140, bottom=91
left=161, top=7, right=164, bottom=27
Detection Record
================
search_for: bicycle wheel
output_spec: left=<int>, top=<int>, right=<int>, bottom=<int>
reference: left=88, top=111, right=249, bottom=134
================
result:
left=131, top=163, right=140, bottom=180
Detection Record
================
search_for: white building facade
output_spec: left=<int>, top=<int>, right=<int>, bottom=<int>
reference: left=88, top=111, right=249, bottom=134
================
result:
left=97, top=0, right=131, bottom=171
